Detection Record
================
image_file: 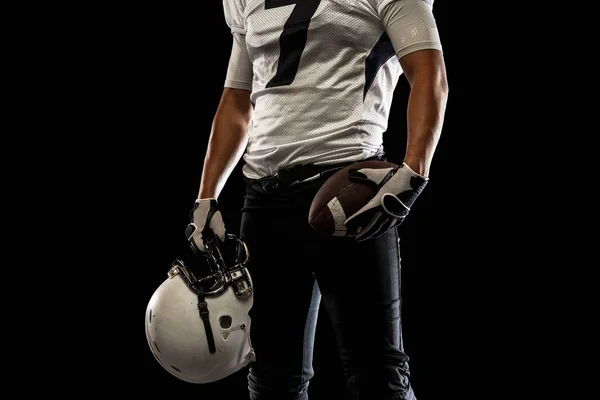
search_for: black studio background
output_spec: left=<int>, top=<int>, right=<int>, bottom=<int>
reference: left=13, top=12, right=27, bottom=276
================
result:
left=94, top=2, right=508, bottom=398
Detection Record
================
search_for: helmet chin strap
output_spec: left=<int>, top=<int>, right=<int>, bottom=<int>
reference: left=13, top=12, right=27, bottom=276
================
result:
left=168, top=260, right=219, bottom=354
left=194, top=285, right=217, bottom=354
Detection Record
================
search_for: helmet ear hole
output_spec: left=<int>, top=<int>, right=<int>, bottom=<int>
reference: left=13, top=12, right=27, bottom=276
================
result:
left=220, top=315, right=232, bottom=329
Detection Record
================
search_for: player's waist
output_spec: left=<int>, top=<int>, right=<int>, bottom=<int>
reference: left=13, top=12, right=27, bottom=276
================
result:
left=243, top=152, right=385, bottom=193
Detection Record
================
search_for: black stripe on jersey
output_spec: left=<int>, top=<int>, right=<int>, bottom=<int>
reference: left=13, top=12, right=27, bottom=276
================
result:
left=363, top=33, right=396, bottom=99
left=266, top=0, right=299, bottom=6
left=265, top=0, right=321, bottom=88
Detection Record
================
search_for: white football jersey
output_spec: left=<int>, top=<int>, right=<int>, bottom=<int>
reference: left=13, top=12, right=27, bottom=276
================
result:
left=223, top=0, right=442, bottom=179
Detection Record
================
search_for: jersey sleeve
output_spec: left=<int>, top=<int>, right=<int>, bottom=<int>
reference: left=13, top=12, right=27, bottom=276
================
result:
left=224, top=32, right=253, bottom=91
left=222, top=0, right=245, bottom=34
left=372, top=0, right=442, bottom=60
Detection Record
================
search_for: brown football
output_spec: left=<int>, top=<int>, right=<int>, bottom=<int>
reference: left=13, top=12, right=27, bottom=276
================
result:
left=308, top=160, right=398, bottom=237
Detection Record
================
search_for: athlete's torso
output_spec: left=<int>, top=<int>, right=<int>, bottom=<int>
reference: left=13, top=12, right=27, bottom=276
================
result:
left=228, top=0, right=404, bottom=178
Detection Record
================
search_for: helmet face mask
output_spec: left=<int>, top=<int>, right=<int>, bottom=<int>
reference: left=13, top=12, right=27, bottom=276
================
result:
left=172, top=233, right=252, bottom=298
left=145, top=234, right=255, bottom=384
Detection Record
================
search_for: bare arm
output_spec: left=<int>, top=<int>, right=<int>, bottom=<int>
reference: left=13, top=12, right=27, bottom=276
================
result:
left=400, top=49, right=448, bottom=177
left=198, top=87, right=253, bottom=199
left=343, top=49, right=447, bottom=240
left=378, top=0, right=448, bottom=177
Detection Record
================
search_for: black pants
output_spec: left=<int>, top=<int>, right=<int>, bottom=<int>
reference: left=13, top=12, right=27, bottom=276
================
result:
left=240, top=161, right=415, bottom=400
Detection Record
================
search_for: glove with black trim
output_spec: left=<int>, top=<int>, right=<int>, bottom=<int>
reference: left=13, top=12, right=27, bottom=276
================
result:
left=344, top=162, right=428, bottom=241
left=185, top=198, right=226, bottom=253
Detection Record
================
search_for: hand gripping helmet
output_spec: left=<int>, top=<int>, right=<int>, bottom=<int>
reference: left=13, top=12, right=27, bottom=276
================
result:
left=145, top=233, right=255, bottom=384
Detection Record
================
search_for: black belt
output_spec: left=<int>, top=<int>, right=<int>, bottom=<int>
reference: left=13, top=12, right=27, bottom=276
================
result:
left=255, top=153, right=386, bottom=192
left=254, top=164, right=339, bottom=192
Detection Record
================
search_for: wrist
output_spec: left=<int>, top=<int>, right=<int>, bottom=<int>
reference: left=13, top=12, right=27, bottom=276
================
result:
left=198, top=187, right=218, bottom=199
left=402, top=157, right=429, bottom=178
left=384, top=162, right=428, bottom=194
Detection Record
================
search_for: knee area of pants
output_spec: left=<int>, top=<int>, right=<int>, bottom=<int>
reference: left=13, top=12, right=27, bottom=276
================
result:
left=248, top=368, right=309, bottom=400
left=344, top=366, right=410, bottom=394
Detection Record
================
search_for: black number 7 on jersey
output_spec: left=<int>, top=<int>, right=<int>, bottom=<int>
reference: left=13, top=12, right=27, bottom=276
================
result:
left=265, top=0, right=322, bottom=88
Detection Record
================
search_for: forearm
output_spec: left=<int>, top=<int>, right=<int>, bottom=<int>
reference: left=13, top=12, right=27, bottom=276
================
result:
left=378, top=0, right=447, bottom=178
left=198, top=88, right=252, bottom=199
left=404, top=71, right=448, bottom=177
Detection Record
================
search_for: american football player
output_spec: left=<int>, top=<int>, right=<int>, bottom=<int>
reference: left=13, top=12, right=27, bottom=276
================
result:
left=189, top=0, right=448, bottom=398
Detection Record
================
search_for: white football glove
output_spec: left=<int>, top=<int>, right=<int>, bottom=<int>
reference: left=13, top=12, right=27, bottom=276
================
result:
left=185, top=198, right=226, bottom=253
left=344, top=163, right=428, bottom=241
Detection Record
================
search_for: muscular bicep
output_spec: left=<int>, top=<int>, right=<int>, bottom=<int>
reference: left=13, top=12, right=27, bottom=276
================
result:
left=217, top=87, right=253, bottom=125
left=224, top=33, right=253, bottom=91
left=398, top=49, right=446, bottom=88
left=379, top=0, right=442, bottom=61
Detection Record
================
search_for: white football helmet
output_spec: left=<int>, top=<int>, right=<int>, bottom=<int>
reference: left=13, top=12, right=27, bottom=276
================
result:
left=145, top=233, right=255, bottom=384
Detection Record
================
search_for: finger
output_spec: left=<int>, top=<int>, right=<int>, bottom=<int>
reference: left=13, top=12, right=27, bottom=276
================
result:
left=347, top=169, right=379, bottom=192
left=381, top=193, right=409, bottom=218
left=188, top=224, right=207, bottom=252
left=185, top=223, right=195, bottom=240
left=367, top=215, right=397, bottom=240
left=211, top=210, right=226, bottom=241
left=345, top=208, right=376, bottom=238
left=357, top=215, right=396, bottom=242
left=356, top=167, right=395, bottom=185
left=347, top=168, right=369, bottom=181
left=355, top=211, right=383, bottom=241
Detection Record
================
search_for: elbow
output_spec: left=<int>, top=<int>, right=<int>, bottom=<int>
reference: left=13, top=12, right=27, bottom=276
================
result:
left=435, top=70, right=449, bottom=107
left=424, top=62, right=449, bottom=106
left=215, top=88, right=254, bottom=129
left=437, top=66, right=449, bottom=101
left=426, top=60, right=448, bottom=99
